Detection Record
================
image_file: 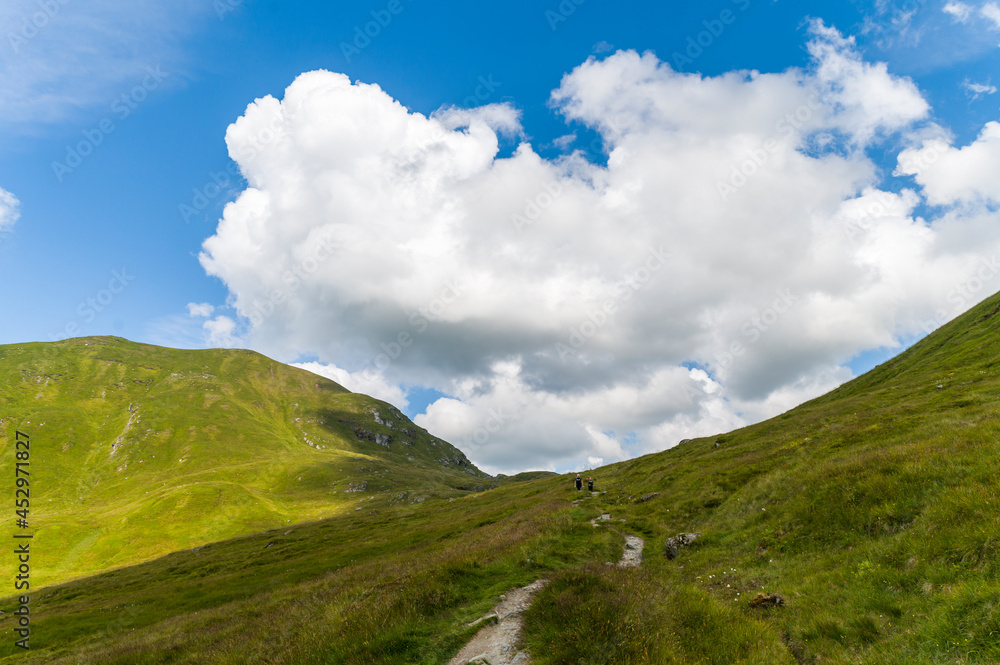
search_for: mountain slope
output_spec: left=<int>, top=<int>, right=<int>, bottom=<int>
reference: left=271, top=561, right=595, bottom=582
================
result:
left=0, top=336, right=488, bottom=587
left=5, top=292, right=1000, bottom=663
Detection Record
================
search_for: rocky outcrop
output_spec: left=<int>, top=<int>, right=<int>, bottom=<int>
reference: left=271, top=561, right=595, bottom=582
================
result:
left=439, top=455, right=471, bottom=468
left=370, top=408, right=414, bottom=436
left=664, top=532, right=700, bottom=560
left=354, top=428, right=392, bottom=447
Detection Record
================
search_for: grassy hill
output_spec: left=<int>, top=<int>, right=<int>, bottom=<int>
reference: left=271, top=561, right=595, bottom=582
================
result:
left=0, top=336, right=489, bottom=588
left=4, top=289, right=1000, bottom=663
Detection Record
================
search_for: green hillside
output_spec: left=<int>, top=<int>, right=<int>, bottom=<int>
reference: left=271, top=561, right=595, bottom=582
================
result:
left=0, top=336, right=489, bottom=588
left=4, top=289, right=1000, bottom=663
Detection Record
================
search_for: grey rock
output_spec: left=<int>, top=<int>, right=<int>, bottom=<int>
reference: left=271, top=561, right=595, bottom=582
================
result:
left=664, top=532, right=701, bottom=560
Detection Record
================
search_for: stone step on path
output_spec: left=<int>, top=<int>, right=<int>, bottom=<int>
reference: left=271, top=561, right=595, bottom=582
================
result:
left=590, top=513, right=611, bottom=527
left=618, top=535, right=645, bottom=568
left=591, top=511, right=645, bottom=566
left=449, top=579, right=549, bottom=665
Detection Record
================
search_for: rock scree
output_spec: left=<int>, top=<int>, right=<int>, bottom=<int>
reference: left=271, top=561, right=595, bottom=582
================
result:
left=449, top=579, right=549, bottom=665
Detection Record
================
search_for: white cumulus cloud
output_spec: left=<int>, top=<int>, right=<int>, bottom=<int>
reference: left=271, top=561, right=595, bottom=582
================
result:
left=199, top=24, right=1000, bottom=474
left=896, top=122, right=1000, bottom=207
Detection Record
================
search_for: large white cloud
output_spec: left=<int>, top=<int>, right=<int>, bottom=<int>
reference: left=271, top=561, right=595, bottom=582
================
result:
left=199, top=24, right=1000, bottom=474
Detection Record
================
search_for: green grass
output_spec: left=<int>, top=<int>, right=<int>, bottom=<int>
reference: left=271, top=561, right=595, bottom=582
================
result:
left=5, top=291, right=1000, bottom=662
left=0, top=336, right=490, bottom=588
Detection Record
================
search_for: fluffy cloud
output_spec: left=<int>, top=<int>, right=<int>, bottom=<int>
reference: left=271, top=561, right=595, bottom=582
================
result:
left=199, top=24, right=1000, bottom=474
left=0, top=187, right=19, bottom=231
left=186, top=302, right=215, bottom=318
left=896, top=122, right=1000, bottom=206
left=805, top=21, right=929, bottom=145
left=203, top=316, right=238, bottom=348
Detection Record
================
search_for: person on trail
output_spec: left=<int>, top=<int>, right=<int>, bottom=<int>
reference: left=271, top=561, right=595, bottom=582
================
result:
left=575, top=474, right=582, bottom=491
left=588, top=476, right=594, bottom=491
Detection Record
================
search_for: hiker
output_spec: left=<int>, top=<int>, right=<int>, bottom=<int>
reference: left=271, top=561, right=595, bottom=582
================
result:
left=588, top=476, right=594, bottom=491
left=575, top=474, right=582, bottom=491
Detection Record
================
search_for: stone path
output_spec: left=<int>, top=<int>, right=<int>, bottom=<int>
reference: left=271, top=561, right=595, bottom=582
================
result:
left=618, top=534, right=645, bottom=568
left=449, top=513, right=645, bottom=664
left=448, top=579, right=549, bottom=665
left=590, top=513, right=611, bottom=527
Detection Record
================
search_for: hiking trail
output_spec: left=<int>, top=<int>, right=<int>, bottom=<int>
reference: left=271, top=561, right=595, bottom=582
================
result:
left=449, top=511, right=646, bottom=664
left=448, top=579, right=549, bottom=665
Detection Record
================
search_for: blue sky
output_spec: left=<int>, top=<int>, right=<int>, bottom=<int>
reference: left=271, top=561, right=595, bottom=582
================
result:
left=2, top=0, right=999, bottom=473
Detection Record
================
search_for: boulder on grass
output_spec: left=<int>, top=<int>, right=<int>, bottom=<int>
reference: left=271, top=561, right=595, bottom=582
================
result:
left=664, top=532, right=700, bottom=559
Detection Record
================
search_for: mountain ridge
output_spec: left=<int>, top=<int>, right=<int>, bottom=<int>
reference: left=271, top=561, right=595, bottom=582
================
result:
left=0, top=335, right=489, bottom=587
